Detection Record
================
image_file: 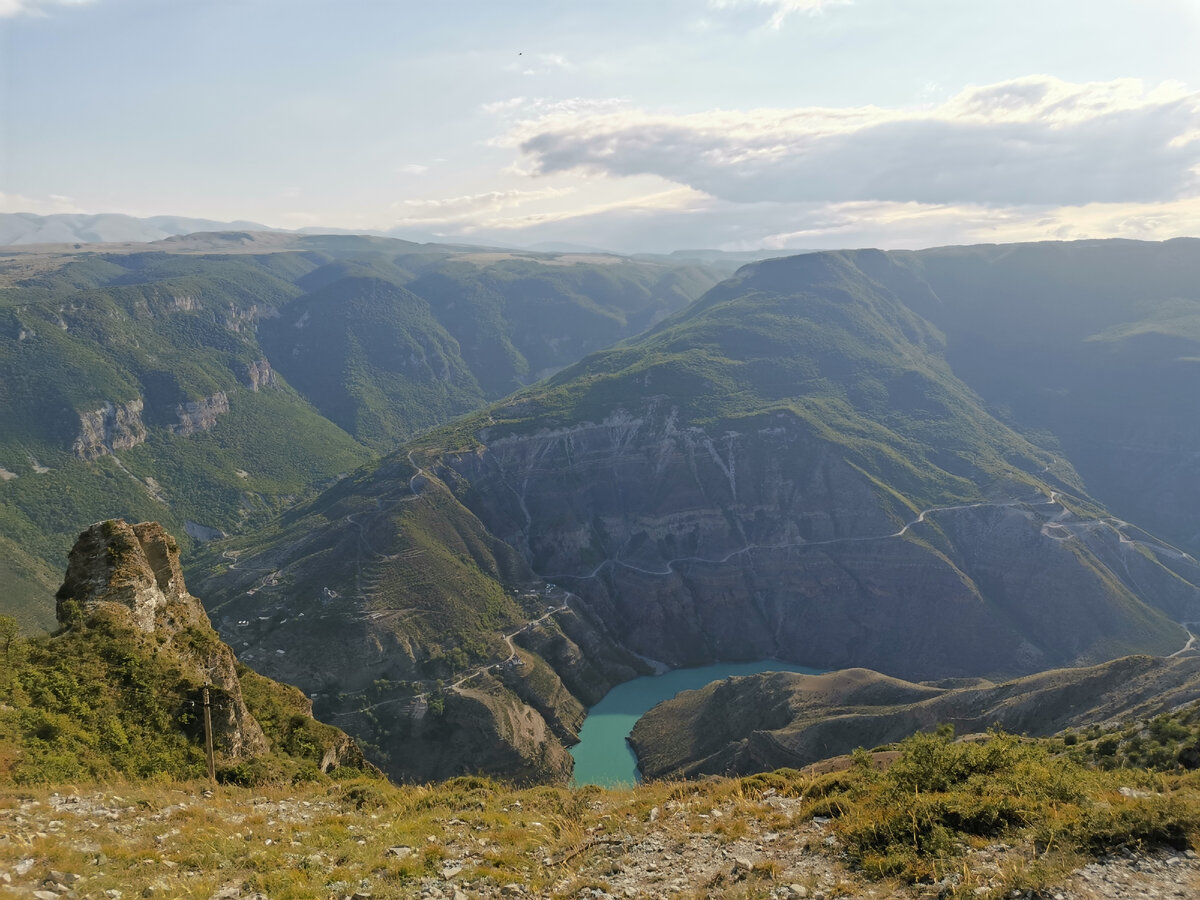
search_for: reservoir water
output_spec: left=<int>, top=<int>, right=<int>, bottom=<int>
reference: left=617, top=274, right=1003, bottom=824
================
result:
left=570, top=660, right=825, bottom=787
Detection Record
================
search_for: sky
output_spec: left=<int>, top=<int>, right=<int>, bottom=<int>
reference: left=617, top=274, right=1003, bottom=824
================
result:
left=2, top=0, right=1199, bottom=253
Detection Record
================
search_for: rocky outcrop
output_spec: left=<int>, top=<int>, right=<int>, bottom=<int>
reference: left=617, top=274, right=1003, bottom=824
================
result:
left=71, top=400, right=147, bottom=459
left=55, top=520, right=268, bottom=759
left=53, top=519, right=380, bottom=773
left=184, top=520, right=226, bottom=542
left=169, top=392, right=230, bottom=435
left=239, top=357, right=276, bottom=391
left=630, top=656, right=1200, bottom=779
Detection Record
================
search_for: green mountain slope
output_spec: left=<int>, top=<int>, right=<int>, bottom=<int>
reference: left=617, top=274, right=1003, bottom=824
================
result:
left=872, top=238, right=1200, bottom=553
left=426, top=246, right=1198, bottom=679
left=260, top=276, right=487, bottom=447
left=0, top=235, right=717, bottom=626
left=198, top=238, right=1200, bottom=784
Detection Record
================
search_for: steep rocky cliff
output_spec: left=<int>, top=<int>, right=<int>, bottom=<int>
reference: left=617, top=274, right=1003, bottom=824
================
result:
left=71, top=399, right=148, bottom=459
left=43, top=519, right=372, bottom=776
left=168, top=391, right=230, bottom=436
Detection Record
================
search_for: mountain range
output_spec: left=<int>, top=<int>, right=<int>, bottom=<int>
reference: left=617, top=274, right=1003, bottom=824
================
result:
left=189, top=237, right=1200, bottom=782
left=5, top=233, right=1200, bottom=785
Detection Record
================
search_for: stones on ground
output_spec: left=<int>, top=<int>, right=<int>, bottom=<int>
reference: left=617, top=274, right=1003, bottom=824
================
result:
left=5, top=787, right=1200, bottom=900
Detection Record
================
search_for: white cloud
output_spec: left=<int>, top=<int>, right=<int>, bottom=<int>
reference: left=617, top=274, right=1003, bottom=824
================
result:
left=0, top=192, right=85, bottom=214
left=483, top=97, right=529, bottom=115
left=399, top=164, right=430, bottom=175
left=747, top=196, right=1200, bottom=250
left=384, top=184, right=705, bottom=239
left=506, top=76, right=1200, bottom=208
left=409, top=188, right=1200, bottom=255
left=462, top=187, right=704, bottom=232
left=505, top=52, right=571, bottom=76
left=390, top=187, right=576, bottom=225
left=485, top=96, right=627, bottom=120
left=709, top=0, right=851, bottom=29
left=0, top=0, right=92, bottom=17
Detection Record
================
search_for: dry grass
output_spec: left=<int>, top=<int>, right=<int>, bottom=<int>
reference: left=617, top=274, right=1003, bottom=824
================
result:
left=4, top=733, right=1200, bottom=898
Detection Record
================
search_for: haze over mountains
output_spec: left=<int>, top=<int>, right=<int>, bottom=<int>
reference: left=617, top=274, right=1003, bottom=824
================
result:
left=0, top=213, right=283, bottom=246
left=0, top=213, right=798, bottom=275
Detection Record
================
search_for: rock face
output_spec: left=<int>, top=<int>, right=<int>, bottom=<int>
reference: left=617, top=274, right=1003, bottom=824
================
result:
left=444, top=407, right=1200, bottom=682
left=239, top=357, right=276, bottom=391
left=71, top=400, right=148, bottom=459
left=52, top=519, right=380, bottom=774
left=169, top=391, right=230, bottom=436
left=55, top=520, right=269, bottom=760
left=630, top=655, right=1200, bottom=779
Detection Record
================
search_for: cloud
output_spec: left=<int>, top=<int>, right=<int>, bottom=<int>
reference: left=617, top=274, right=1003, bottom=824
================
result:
left=0, top=192, right=85, bottom=214
left=745, top=197, right=1200, bottom=250
left=458, top=187, right=703, bottom=232
left=504, top=52, right=571, bottom=76
left=390, top=187, right=576, bottom=226
left=484, top=96, right=627, bottom=120
left=384, top=185, right=704, bottom=240
left=399, top=164, right=430, bottom=175
left=709, top=0, right=851, bottom=29
left=0, top=0, right=92, bottom=17
left=506, top=77, right=1200, bottom=208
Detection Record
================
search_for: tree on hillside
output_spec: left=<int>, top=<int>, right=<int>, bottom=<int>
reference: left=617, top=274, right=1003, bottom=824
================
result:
left=0, top=615, right=18, bottom=658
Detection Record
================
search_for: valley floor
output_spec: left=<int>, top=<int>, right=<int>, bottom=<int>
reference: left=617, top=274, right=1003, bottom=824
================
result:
left=2, top=780, right=1197, bottom=900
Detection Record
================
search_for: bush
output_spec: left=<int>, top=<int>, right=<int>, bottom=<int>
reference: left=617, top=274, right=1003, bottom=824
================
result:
left=817, top=728, right=1186, bottom=884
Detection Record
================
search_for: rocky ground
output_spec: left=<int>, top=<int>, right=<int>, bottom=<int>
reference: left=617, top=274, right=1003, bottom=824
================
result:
left=2, top=784, right=1198, bottom=900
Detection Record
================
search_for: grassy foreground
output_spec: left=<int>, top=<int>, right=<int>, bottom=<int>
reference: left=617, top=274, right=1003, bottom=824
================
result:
left=3, top=728, right=1200, bottom=898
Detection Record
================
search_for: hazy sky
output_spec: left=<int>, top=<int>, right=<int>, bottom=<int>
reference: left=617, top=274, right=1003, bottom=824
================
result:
left=2, top=0, right=1199, bottom=252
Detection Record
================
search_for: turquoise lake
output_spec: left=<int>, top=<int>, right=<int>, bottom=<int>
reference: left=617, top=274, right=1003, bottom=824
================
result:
left=569, top=660, right=825, bottom=787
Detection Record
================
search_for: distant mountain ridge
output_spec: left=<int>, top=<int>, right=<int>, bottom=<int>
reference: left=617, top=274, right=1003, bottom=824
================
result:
left=0, top=213, right=281, bottom=246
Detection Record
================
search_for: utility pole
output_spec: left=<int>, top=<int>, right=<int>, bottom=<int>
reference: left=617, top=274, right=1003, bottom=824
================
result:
left=202, top=682, right=216, bottom=785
